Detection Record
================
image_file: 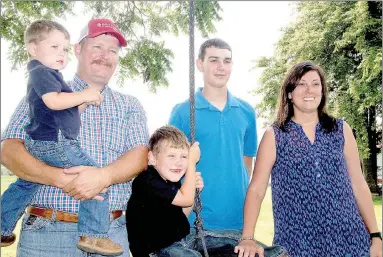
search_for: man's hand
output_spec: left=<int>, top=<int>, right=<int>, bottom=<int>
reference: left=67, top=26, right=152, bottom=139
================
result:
left=57, top=171, right=79, bottom=189
left=234, top=240, right=264, bottom=257
left=62, top=166, right=111, bottom=201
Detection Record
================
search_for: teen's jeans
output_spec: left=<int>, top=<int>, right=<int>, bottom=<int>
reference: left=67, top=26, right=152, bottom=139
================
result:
left=1, top=138, right=109, bottom=238
left=152, top=229, right=288, bottom=257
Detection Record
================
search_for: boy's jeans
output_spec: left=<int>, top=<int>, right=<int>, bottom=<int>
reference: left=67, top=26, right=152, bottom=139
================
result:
left=152, top=229, right=288, bottom=257
left=1, top=138, right=109, bottom=238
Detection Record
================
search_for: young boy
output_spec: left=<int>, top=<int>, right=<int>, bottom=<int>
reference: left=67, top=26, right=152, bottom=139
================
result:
left=0, top=20, right=123, bottom=256
left=126, top=126, right=203, bottom=257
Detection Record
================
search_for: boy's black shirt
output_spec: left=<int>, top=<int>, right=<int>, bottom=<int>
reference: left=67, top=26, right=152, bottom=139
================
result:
left=126, top=165, right=190, bottom=256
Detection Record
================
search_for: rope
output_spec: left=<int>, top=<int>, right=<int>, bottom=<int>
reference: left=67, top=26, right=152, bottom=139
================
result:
left=189, top=0, right=209, bottom=256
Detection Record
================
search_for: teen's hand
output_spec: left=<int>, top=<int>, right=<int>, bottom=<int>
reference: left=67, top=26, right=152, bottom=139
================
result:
left=80, top=88, right=103, bottom=104
left=234, top=240, right=264, bottom=257
left=189, top=142, right=200, bottom=164
left=196, top=172, right=204, bottom=191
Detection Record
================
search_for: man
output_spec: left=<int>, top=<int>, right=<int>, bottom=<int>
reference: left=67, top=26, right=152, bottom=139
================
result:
left=1, top=18, right=149, bottom=257
left=169, top=38, right=285, bottom=256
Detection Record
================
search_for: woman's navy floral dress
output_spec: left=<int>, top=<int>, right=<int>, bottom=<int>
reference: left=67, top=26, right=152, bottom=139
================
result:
left=271, top=119, right=370, bottom=257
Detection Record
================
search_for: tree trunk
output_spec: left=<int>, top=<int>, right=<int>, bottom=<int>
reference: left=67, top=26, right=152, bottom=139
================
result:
left=362, top=106, right=378, bottom=193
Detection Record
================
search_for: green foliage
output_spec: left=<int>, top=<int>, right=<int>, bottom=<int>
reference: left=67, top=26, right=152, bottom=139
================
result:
left=118, top=39, right=174, bottom=92
left=1, top=1, right=222, bottom=90
left=253, top=2, right=382, bottom=158
left=252, top=56, right=288, bottom=121
left=1, top=1, right=75, bottom=70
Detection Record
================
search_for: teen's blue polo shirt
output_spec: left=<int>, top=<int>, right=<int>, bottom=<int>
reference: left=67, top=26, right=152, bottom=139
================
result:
left=169, top=88, right=257, bottom=230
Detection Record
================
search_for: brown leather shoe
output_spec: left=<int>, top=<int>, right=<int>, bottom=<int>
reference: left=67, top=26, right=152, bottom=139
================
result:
left=77, top=236, right=123, bottom=256
left=1, top=233, right=16, bottom=247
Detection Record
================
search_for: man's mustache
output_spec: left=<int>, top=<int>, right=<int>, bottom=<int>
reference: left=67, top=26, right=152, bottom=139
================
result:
left=91, top=59, right=112, bottom=68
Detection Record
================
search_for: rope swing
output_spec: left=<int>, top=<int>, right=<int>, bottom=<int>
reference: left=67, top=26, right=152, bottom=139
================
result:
left=188, top=0, right=209, bottom=256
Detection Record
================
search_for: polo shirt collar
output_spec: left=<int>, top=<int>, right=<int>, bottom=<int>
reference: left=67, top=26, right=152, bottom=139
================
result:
left=227, top=90, right=240, bottom=107
left=195, top=88, right=210, bottom=109
left=27, top=59, right=59, bottom=73
left=195, top=87, right=240, bottom=110
left=72, top=74, right=109, bottom=94
left=27, top=59, right=43, bottom=71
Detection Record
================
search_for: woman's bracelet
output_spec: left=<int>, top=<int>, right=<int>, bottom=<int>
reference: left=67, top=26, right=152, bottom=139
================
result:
left=238, top=237, right=257, bottom=243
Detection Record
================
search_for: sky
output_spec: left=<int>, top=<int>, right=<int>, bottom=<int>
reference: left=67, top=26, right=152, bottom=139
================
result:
left=1, top=1, right=296, bottom=141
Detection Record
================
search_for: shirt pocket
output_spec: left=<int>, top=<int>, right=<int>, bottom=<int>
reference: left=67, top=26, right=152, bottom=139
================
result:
left=103, top=116, right=129, bottom=155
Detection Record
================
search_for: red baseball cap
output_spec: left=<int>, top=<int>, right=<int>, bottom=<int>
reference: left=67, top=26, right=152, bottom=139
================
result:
left=77, top=18, right=127, bottom=47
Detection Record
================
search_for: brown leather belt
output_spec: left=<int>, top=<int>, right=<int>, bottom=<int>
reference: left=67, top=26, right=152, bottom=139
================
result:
left=26, top=206, right=123, bottom=223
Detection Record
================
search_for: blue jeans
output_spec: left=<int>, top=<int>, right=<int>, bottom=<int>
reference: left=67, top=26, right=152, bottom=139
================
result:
left=1, top=138, right=109, bottom=238
left=16, top=212, right=129, bottom=257
left=152, top=229, right=288, bottom=257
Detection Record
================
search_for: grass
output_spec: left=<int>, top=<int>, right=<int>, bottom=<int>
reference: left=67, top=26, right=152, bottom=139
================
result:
left=372, top=195, right=383, bottom=232
left=1, top=175, right=382, bottom=256
left=254, top=188, right=275, bottom=244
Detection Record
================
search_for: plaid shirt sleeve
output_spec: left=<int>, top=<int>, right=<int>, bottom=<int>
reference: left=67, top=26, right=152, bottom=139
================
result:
left=125, top=95, right=150, bottom=150
left=2, top=97, right=30, bottom=141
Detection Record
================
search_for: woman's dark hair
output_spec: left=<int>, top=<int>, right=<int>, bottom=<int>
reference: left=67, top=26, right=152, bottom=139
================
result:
left=274, top=61, right=337, bottom=132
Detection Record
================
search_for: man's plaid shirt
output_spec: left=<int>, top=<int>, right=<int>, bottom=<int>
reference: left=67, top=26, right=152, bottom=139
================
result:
left=2, top=75, right=149, bottom=213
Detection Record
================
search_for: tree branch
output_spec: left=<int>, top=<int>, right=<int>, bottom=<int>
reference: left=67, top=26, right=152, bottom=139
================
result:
left=132, top=1, right=147, bottom=37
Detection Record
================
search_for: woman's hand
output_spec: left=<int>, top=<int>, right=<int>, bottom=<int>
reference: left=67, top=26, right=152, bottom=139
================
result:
left=370, top=238, right=382, bottom=257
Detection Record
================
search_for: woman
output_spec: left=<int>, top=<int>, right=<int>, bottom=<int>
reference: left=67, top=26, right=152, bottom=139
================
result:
left=234, top=61, right=382, bottom=257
